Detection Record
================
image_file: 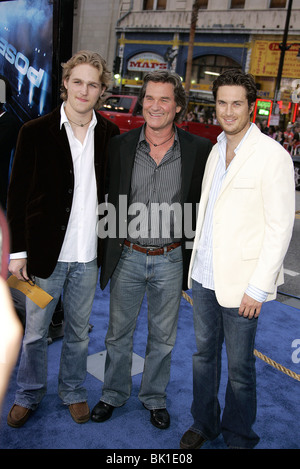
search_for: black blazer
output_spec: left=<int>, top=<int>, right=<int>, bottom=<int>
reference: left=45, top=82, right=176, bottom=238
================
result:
left=100, top=126, right=212, bottom=291
left=7, top=107, right=119, bottom=279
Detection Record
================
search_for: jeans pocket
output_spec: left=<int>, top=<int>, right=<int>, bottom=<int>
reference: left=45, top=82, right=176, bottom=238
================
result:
left=166, top=246, right=182, bottom=263
left=120, top=244, right=132, bottom=260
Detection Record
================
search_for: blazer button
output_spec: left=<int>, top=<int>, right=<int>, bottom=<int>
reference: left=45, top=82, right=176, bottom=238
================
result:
left=66, top=207, right=70, bottom=212
left=61, top=225, right=66, bottom=231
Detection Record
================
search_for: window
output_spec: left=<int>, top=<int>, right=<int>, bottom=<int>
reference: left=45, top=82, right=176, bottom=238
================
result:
left=269, top=0, right=287, bottom=7
left=230, top=0, right=245, bottom=8
left=143, top=0, right=166, bottom=10
left=143, top=0, right=153, bottom=10
left=190, top=55, right=241, bottom=85
left=100, top=97, right=133, bottom=113
left=156, top=0, right=167, bottom=9
left=198, top=0, right=208, bottom=9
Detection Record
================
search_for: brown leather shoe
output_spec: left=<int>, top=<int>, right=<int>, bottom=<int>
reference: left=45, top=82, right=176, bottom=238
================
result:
left=7, top=404, right=33, bottom=428
left=68, top=402, right=90, bottom=424
left=180, top=429, right=207, bottom=449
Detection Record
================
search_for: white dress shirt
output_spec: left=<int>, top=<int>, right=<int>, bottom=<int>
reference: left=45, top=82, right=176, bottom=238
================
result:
left=11, top=104, right=98, bottom=264
left=192, top=123, right=268, bottom=303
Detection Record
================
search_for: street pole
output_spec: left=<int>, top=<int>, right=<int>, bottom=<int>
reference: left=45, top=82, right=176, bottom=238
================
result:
left=273, top=0, right=293, bottom=103
left=185, top=0, right=201, bottom=99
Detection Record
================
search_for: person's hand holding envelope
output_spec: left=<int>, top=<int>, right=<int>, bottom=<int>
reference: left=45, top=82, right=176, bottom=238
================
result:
left=7, top=274, right=53, bottom=309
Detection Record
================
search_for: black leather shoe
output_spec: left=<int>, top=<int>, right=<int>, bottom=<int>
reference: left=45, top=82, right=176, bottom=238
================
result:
left=91, top=401, right=115, bottom=422
left=149, top=408, right=170, bottom=429
left=180, top=429, right=207, bottom=449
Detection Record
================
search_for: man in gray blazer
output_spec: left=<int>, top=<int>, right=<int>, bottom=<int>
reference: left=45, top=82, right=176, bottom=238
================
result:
left=91, top=70, right=212, bottom=429
left=6, top=50, right=119, bottom=427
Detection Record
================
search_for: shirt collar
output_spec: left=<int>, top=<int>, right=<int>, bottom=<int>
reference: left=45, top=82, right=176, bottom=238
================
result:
left=60, top=103, right=97, bottom=130
left=217, top=122, right=254, bottom=153
left=235, top=122, right=254, bottom=152
left=217, top=123, right=254, bottom=171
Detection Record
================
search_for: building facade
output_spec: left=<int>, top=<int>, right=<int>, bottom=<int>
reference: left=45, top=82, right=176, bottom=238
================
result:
left=72, top=0, right=120, bottom=70
left=73, top=0, right=300, bottom=124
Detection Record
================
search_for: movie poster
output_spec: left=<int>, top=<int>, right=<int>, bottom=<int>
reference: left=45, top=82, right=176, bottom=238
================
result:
left=0, top=0, right=53, bottom=122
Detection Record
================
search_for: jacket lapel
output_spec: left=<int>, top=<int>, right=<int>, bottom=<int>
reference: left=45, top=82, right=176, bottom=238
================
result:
left=119, top=128, right=141, bottom=197
left=217, top=124, right=259, bottom=199
left=94, top=111, right=114, bottom=161
left=94, top=114, right=106, bottom=159
left=196, top=145, right=219, bottom=216
left=47, top=107, right=73, bottom=164
left=178, top=128, right=197, bottom=203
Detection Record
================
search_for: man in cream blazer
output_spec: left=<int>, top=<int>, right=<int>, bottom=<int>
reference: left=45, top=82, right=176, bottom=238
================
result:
left=180, top=70, right=295, bottom=450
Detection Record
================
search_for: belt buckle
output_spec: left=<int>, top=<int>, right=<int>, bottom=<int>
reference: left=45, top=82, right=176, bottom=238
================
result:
left=146, top=246, right=160, bottom=255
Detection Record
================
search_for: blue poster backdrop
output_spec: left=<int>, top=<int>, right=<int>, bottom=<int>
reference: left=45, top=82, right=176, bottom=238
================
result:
left=0, top=0, right=53, bottom=122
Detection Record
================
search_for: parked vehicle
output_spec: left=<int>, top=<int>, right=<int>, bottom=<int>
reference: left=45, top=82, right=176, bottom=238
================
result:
left=99, top=95, right=144, bottom=134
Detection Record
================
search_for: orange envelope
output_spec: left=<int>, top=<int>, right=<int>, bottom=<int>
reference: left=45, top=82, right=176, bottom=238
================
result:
left=7, top=275, right=53, bottom=309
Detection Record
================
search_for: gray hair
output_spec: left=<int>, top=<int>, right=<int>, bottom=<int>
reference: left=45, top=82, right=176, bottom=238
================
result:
left=138, top=70, right=187, bottom=122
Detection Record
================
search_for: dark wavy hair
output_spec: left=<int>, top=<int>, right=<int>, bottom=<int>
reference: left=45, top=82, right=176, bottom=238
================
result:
left=138, top=70, right=187, bottom=122
left=212, top=69, right=257, bottom=109
left=60, top=50, right=111, bottom=109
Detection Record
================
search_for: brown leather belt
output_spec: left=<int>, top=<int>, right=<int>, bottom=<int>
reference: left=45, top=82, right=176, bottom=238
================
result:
left=124, top=239, right=181, bottom=256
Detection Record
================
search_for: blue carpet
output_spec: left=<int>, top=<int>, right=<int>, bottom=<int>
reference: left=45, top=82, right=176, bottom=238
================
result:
left=0, top=282, right=299, bottom=450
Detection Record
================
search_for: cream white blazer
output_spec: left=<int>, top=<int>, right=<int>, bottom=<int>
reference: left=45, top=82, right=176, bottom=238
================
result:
left=188, top=124, right=295, bottom=307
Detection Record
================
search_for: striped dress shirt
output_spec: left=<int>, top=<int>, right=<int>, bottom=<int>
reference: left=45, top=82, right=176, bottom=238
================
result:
left=127, top=125, right=182, bottom=247
left=192, top=123, right=268, bottom=303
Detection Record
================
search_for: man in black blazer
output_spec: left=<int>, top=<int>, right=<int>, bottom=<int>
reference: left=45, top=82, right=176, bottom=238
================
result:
left=92, top=70, right=212, bottom=429
left=6, top=50, right=119, bottom=427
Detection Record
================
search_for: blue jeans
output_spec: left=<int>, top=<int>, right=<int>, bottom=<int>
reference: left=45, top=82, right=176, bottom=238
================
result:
left=14, top=260, right=98, bottom=409
left=190, top=281, right=260, bottom=449
left=101, top=244, right=183, bottom=409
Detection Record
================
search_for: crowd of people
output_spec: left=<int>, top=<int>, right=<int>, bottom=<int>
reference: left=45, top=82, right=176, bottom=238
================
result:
left=185, top=108, right=217, bottom=125
left=0, top=59, right=296, bottom=450
left=256, top=119, right=300, bottom=157
left=186, top=106, right=300, bottom=157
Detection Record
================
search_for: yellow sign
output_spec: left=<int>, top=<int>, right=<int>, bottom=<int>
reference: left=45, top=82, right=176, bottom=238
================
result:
left=250, top=41, right=300, bottom=78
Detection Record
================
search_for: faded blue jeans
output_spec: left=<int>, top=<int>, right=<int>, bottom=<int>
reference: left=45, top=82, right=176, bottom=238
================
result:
left=190, top=280, right=260, bottom=449
left=101, top=243, right=183, bottom=409
left=14, top=260, right=98, bottom=409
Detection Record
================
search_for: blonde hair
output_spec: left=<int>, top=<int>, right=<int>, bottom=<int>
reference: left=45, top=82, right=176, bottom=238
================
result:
left=60, top=50, right=111, bottom=109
